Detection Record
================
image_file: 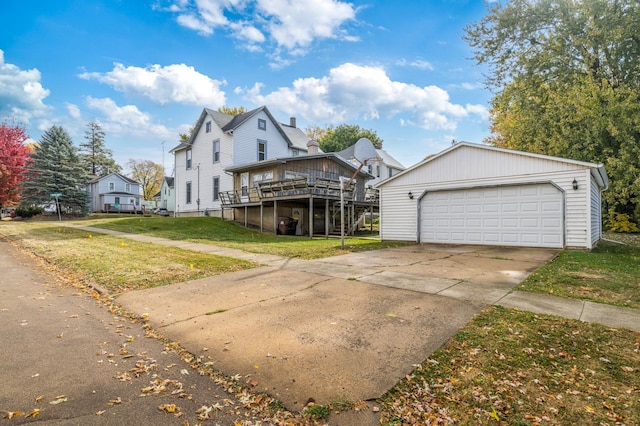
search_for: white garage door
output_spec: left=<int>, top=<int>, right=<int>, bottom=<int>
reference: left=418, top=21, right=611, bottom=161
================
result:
left=420, top=184, right=564, bottom=248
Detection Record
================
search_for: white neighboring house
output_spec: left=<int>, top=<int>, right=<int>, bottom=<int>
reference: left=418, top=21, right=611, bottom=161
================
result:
left=158, top=176, right=175, bottom=212
left=338, top=143, right=405, bottom=187
left=170, top=106, right=310, bottom=217
left=377, top=142, right=608, bottom=249
left=87, top=172, right=142, bottom=213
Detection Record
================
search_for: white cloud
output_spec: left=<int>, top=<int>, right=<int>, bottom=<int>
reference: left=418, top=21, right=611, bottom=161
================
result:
left=85, top=96, right=172, bottom=139
left=165, top=0, right=357, bottom=55
left=79, top=62, right=226, bottom=106
left=240, top=62, right=485, bottom=131
left=66, top=103, right=81, bottom=119
left=396, top=58, right=434, bottom=71
left=0, top=49, right=51, bottom=124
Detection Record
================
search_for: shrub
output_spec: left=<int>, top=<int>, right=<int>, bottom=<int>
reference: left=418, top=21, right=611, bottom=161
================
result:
left=605, top=208, right=639, bottom=233
left=15, top=205, right=44, bottom=218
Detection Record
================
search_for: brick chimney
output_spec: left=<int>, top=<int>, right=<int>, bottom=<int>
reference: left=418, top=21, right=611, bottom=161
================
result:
left=307, top=139, right=319, bottom=155
left=290, top=117, right=296, bottom=128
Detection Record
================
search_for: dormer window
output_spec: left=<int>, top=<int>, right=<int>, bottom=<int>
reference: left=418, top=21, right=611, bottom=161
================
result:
left=258, top=119, right=266, bottom=131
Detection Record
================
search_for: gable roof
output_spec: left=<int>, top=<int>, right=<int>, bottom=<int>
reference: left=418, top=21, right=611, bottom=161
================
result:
left=378, top=142, right=608, bottom=189
left=162, top=176, right=174, bottom=187
left=89, top=172, right=139, bottom=185
left=339, top=144, right=405, bottom=170
left=170, top=106, right=310, bottom=153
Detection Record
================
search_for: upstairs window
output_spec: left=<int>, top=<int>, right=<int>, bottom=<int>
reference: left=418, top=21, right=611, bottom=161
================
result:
left=257, top=140, right=267, bottom=161
left=186, top=149, right=192, bottom=169
left=125, top=183, right=131, bottom=193
left=213, top=139, right=220, bottom=163
left=258, top=119, right=266, bottom=130
left=205, top=121, right=211, bottom=133
left=292, top=149, right=299, bottom=157
left=108, top=182, right=115, bottom=191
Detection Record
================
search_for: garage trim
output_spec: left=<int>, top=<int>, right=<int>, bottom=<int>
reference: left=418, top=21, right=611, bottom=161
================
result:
left=416, top=181, right=566, bottom=247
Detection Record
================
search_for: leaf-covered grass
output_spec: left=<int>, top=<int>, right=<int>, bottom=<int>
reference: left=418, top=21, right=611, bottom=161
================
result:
left=0, top=222, right=256, bottom=293
left=518, top=240, right=640, bottom=309
left=380, top=306, right=640, bottom=426
left=72, top=215, right=409, bottom=259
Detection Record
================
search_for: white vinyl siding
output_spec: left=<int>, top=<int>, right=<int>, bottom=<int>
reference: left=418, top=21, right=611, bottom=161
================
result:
left=232, top=110, right=291, bottom=165
left=378, top=144, right=606, bottom=249
left=590, top=174, right=602, bottom=247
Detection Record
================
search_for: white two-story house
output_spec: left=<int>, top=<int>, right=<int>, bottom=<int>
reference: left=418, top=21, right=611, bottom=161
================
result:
left=87, top=172, right=142, bottom=213
left=170, top=106, right=310, bottom=217
left=338, top=144, right=406, bottom=187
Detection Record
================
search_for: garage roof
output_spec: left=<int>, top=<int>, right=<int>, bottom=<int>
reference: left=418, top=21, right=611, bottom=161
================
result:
left=377, top=142, right=609, bottom=189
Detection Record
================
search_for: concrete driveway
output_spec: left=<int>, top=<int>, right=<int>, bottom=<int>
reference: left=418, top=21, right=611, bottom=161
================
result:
left=116, top=244, right=558, bottom=412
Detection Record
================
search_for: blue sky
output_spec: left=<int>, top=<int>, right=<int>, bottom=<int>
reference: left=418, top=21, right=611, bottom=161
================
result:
left=0, top=0, right=492, bottom=173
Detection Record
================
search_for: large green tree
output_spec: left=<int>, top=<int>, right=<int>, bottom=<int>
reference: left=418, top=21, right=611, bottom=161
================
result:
left=22, top=126, right=89, bottom=214
left=315, top=124, right=383, bottom=153
left=465, top=0, right=640, bottom=216
left=126, top=159, right=164, bottom=201
left=79, top=121, right=121, bottom=176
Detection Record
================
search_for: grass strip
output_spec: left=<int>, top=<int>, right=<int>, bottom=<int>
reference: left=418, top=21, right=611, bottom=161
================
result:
left=518, top=240, right=640, bottom=309
left=0, top=222, right=256, bottom=293
left=381, top=306, right=640, bottom=425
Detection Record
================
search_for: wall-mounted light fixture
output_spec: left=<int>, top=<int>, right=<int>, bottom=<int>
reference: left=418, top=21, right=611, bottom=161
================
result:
left=408, top=191, right=414, bottom=199
left=572, top=179, right=578, bottom=190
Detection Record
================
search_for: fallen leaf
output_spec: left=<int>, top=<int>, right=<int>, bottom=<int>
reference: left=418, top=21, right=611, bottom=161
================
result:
left=158, top=403, right=177, bottom=413
left=2, top=411, right=25, bottom=419
left=25, top=409, right=41, bottom=418
left=49, top=396, right=68, bottom=405
left=584, top=405, right=595, bottom=413
left=489, top=407, right=499, bottom=420
left=107, top=397, right=123, bottom=406
left=621, top=366, right=634, bottom=372
left=35, top=395, right=44, bottom=403
left=96, top=410, right=106, bottom=415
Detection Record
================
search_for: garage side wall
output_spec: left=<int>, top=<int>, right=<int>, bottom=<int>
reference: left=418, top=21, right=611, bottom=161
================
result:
left=378, top=146, right=597, bottom=248
left=590, top=173, right=602, bottom=247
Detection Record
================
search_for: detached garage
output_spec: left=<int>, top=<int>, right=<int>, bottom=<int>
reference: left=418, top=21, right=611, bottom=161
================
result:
left=376, top=143, right=609, bottom=249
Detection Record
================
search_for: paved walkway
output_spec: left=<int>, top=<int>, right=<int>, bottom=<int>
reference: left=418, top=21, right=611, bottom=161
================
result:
left=65, top=223, right=640, bottom=333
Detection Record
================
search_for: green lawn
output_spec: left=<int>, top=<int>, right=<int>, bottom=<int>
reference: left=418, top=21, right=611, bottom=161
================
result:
left=380, top=306, right=640, bottom=426
left=518, top=240, right=640, bottom=309
left=73, top=215, right=408, bottom=259
left=0, top=222, right=256, bottom=294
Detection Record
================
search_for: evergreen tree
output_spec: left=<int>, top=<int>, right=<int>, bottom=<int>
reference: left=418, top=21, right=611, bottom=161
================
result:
left=79, top=121, right=121, bottom=176
left=22, top=126, right=89, bottom=214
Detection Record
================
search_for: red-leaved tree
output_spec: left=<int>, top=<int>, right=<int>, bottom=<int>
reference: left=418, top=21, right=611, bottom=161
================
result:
left=0, top=121, right=32, bottom=208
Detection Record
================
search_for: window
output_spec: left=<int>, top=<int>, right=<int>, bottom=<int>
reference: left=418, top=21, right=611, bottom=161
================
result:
left=388, top=168, right=393, bottom=178
left=114, top=196, right=120, bottom=205
left=205, top=121, right=211, bottom=133
left=213, top=139, right=220, bottom=163
left=186, top=182, right=192, bottom=204
left=213, top=176, right=220, bottom=201
left=125, top=183, right=130, bottom=193
left=291, top=149, right=299, bottom=157
left=109, top=182, right=115, bottom=191
left=367, top=165, right=372, bottom=175
left=257, top=140, right=267, bottom=161
left=186, top=149, right=192, bottom=169
left=258, top=119, right=266, bottom=130
left=376, top=165, right=380, bottom=178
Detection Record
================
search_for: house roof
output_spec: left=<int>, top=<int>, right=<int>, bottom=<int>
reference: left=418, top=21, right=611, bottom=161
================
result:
left=338, top=144, right=405, bottom=170
left=170, top=106, right=310, bottom=153
left=225, top=152, right=373, bottom=179
left=377, top=142, right=609, bottom=189
left=89, top=172, right=139, bottom=185
left=163, top=176, right=174, bottom=187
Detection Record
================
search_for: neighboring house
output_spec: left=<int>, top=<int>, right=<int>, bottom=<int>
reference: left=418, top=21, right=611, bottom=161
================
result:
left=158, top=176, right=175, bottom=212
left=170, top=106, right=310, bottom=217
left=87, top=172, right=142, bottom=213
left=376, top=142, right=608, bottom=249
left=221, top=149, right=374, bottom=236
left=338, top=143, right=405, bottom=187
